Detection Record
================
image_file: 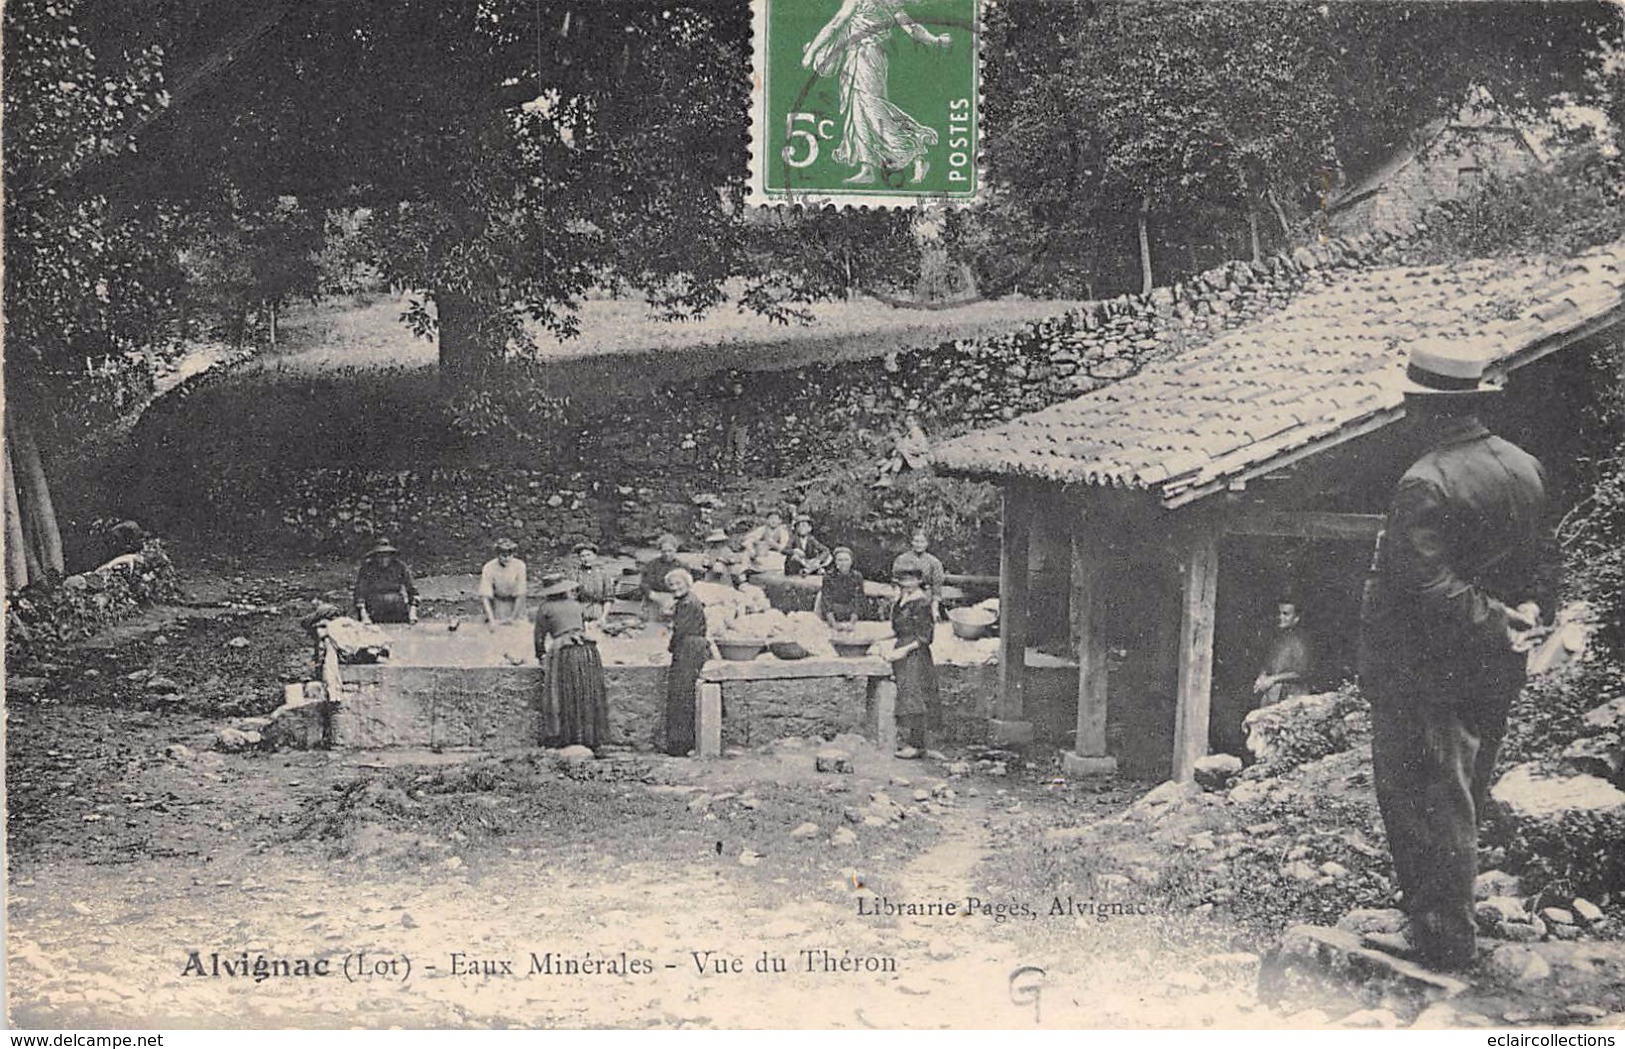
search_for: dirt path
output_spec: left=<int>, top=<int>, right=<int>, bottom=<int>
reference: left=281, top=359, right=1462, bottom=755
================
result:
left=3, top=749, right=1057, bottom=1028
left=4, top=565, right=1284, bottom=1030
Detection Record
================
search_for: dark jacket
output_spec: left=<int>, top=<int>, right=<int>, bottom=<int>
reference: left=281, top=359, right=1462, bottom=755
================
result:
left=353, top=557, right=418, bottom=613
left=641, top=554, right=686, bottom=598
left=1359, top=417, right=1559, bottom=703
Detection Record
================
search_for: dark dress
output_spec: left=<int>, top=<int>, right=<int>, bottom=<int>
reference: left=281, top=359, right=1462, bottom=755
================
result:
left=353, top=557, right=418, bottom=623
left=665, top=592, right=711, bottom=756
left=534, top=597, right=610, bottom=748
left=891, top=593, right=939, bottom=737
left=820, top=568, right=866, bottom=624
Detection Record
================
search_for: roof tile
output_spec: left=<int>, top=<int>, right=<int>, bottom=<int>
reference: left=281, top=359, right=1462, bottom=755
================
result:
left=934, top=239, right=1625, bottom=498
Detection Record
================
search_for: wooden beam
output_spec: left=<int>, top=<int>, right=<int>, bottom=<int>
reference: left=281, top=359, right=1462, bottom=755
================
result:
left=997, top=485, right=1034, bottom=721
left=1172, top=529, right=1219, bottom=782
left=1164, top=406, right=1405, bottom=510
left=697, top=683, right=722, bottom=758
left=1224, top=510, right=1384, bottom=541
left=1070, top=524, right=1108, bottom=757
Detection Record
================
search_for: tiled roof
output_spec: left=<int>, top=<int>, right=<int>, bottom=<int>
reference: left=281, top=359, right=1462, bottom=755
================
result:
left=934, top=240, right=1625, bottom=506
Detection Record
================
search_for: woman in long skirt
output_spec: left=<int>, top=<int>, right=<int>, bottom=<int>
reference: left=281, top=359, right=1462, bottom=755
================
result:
left=887, top=565, right=939, bottom=752
left=664, top=569, right=714, bottom=757
left=533, top=573, right=609, bottom=749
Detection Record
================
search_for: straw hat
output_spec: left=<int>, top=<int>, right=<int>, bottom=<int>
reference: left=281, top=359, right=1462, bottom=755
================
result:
left=539, top=572, right=579, bottom=599
left=704, top=527, right=730, bottom=544
left=493, top=537, right=518, bottom=553
left=1399, top=341, right=1504, bottom=397
left=366, top=539, right=399, bottom=558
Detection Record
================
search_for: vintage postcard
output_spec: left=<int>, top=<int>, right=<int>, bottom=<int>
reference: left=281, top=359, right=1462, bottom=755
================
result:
left=5, top=0, right=1624, bottom=1035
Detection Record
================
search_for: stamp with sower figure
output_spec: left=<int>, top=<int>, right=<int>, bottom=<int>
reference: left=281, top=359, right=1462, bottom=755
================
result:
left=750, top=0, right=980, bottom=207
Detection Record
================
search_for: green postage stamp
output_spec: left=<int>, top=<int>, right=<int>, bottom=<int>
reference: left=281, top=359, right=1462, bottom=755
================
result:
left=750, top=0, right=981, bottom=207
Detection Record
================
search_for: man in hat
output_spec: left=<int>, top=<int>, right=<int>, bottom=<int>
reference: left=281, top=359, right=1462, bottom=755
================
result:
left=1360, top=342, right=1559, bottom=971
left=784, top=514, right=831, bottom=576
left=478, top=537, right=528, bottom=625
left=702, top=527, right=734, bottom=578
left=353, top=539, right=419, bottom=624
left=569, top=540, right=617, bottom=624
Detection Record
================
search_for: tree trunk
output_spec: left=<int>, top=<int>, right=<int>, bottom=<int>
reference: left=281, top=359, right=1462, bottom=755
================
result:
left=1248, top=203, right=1263, bottom=265
left=1266, top=188, right=1293, bottom=239
left=436, top=289, right=500, bottom=395
left=4, top=439, right=31, bottom=591
left=13, top=419, right=65, bottom=581
left=268, top=299, right=279, bottom=352
left=1138, top=196, right=1154, bottom=296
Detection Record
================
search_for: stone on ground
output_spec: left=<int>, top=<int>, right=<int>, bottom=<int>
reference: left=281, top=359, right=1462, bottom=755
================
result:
left=1562, top=735, right=1624, bottom=781
left=1260, top=925, right=1469, bottom=1017
left=1490, top=763, right=1625, bottom=896
left=790, top=822, right=820, bottom=839
left=1411, top=1002, right=1490, bottom=1029
left=1476, top=896, right=1529, bottom=926
left=830, top=826, right=858, bottom=846
left=1336, top=908, right=1407, bottom=936
left=1583, top=697, right=1625, bottom=733
left=815, top=748, right=854, bottom=774
left=1192, top=753, right=1243, bottom=791
left=1243, top=691, right=1354, bottom=769
left=1475, top=870, right=1522, bottom=900
left=1340, top=1007, right=1401, bottom=1028
left=214, top=727, right=261, bottom=753
left=556, top=745, right=595, bottom=763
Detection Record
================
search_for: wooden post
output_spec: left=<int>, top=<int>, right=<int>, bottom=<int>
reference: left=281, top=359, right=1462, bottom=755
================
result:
left=1070, top=525, right=1108, bottom=757
left=697, top=682, right=723, bottom=758
left=322, top=638, right=345, bottom=710
left=873, top=678, right=897, bottom=754
left=1172, top=529, right=1219, bottom=782
left=997, top=485, right=1033, bottom=721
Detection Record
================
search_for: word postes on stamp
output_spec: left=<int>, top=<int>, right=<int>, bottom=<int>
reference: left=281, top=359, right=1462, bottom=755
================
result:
left=751, top=0, right=980, bottom=208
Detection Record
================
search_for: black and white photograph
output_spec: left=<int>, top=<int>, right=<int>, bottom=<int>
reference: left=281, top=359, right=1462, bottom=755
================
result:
left=4, top=0, right=1625, bottom=1033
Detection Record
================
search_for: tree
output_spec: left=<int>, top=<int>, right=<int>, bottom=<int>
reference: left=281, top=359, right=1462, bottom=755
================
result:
left=966, top=0, right=1623, bottom=298
left=5, top=1, right=930, bottom=570
left=3, top=0, right=176, bottom=588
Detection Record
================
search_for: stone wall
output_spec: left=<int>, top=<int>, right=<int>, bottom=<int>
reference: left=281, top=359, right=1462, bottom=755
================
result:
left=717, top=676, right=870, bottom=748
left=330, top=665, right=545, bottom=749
left=318, top=656, right=1076, bottom=753
left=6, top=540, right=181, bottom=660
left=330, top=660, right=883, bottom=750
left=605, top=664, right=665, bottom=749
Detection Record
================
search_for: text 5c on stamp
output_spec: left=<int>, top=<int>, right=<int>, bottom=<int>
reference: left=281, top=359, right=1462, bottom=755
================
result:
left=750, top=0, right=980, bottom=208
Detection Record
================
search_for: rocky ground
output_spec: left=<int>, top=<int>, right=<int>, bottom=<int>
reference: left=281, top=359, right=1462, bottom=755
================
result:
left=7, top=557, right=1625, bottom=1029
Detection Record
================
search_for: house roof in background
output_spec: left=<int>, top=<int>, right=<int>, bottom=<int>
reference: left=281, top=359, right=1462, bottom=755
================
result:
left=1329, top=87, right=1551, bottom=213
left=933, top=239, right=1625, bottom=507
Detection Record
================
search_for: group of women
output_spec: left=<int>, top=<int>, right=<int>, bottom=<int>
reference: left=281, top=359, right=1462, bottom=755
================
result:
left=659, top=560, right=940, bottom=758
left=531, top=526, right=942, bottom=759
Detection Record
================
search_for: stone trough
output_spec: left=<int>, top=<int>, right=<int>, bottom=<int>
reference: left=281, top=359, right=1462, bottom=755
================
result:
left=278, top=620, right=1079, bottom=755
